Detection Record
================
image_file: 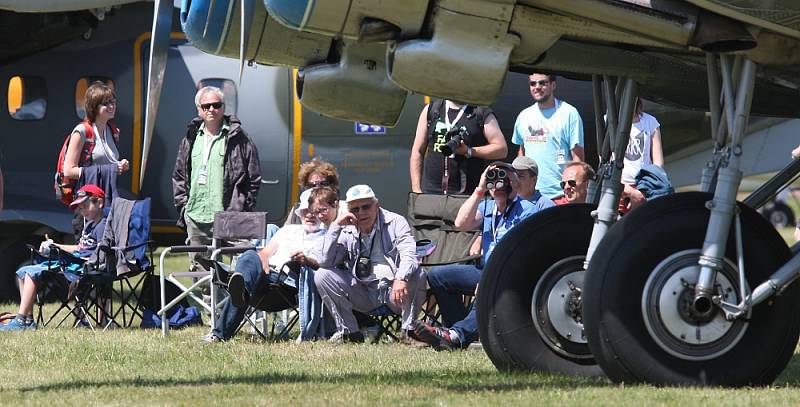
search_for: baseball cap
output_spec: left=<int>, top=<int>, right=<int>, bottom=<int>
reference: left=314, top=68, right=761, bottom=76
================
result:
left=512, top=156, right=538, bottom=175
left=345, top=185, right=376, bottom=203
left=295, top=189, right=313, bottom=217
left=70, top=184, right=105, bottom=210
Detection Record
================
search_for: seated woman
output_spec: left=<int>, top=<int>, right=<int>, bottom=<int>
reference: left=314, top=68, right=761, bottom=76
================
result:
left=1, top=185, right=107, bottom=331
left=202, top=189, right=325, bottom=342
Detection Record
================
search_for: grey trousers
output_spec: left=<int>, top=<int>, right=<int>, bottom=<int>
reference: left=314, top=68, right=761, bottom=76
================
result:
left=184, top=214, right=213, bottom=272
left=314, top=267, right=427, bottom=333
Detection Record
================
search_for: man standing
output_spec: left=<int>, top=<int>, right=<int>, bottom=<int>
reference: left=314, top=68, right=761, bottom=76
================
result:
left=313, top=185, right=427, bottom=342
left=172, top=86, right=262, bottom=272
left=554, top=161, right=594, bottom=205
left=413, top=162, right=540, bottom=350
left=513, top=74, right=584, bottom=200
left=410, top=99, right=507, bottom=195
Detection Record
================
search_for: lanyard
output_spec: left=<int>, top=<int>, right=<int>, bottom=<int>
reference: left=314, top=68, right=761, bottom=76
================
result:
left=491, top=197, right=518, bottom=242
left=359, top=226, right=378, bottom=257
left=92, top=124, right=118, bottom=163
left=444, top=103, right=468, bottom=132
left=201, top=127, right=223, bottom=168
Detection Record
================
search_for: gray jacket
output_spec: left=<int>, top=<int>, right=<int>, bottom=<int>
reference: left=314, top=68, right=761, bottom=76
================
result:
left=312, top=208, right=419, bottom=282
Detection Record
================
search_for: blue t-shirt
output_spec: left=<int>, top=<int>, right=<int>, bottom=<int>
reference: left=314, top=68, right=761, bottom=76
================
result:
left=478, top=197, right=537, bottom=265
left=526, top=190, right=556, bottom=212
left=74, top=218, right=107, bottom=258
left=512, top=99, right=584, bottom=199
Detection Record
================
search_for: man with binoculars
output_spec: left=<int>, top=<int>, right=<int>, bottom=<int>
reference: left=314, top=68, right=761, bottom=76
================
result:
left=413, top=162, right=541, bottom=350
left=312, top=185, right=427, bottom=343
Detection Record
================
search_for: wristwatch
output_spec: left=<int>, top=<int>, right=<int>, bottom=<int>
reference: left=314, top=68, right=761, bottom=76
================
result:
left=465, top=147, right=473, bottom=159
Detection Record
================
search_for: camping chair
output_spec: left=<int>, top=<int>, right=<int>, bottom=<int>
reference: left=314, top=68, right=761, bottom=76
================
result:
left=158, top=211, right=269, bottom=337
left=36, top=198, right=155, bottom=330
left=406, top=193, right=481, bottom=327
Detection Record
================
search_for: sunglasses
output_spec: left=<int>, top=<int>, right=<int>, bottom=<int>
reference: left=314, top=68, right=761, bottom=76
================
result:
left=310, top=206, right=332, bottom=216
left=560, top=179, right=578, bottom=189
left=200, top=102, right=224, bottom=111
left=529, top=80, right=550, bottom=87
left=349, top=203, right=373, bottom=214
left=101, top=99, right=117, bottom=107
left=307, top=180, right=331, bottom=188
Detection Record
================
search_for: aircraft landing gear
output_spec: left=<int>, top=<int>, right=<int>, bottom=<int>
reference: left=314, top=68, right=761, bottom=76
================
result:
left=583, top=192, right=799, bottom=385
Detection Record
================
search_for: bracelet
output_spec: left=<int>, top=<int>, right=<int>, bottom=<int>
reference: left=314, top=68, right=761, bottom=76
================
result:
left=465, top=147, right=473, bottom=159
left=474, top=187, right=486, bottom=197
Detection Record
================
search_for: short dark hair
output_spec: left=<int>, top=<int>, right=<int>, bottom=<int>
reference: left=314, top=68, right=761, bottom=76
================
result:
left=309, top=186, right=339, bottom=208
left=565, top=161, right=595, bottom=182
left=84, top=81, right=116, bottom=122
left=530, top=73, right=557, bottom=82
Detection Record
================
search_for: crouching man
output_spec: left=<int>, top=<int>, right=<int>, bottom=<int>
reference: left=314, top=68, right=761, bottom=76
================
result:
left=413, top=162, right=540, bottom=350
left=313, top=185, right=426, bottom=343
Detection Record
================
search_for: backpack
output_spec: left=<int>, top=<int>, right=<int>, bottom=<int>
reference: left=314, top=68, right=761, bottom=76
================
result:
left=54, top=120, right=119, bottom=205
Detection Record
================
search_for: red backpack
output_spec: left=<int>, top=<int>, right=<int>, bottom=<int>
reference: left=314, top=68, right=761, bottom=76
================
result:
left=54, top=120, right=120, bottom=205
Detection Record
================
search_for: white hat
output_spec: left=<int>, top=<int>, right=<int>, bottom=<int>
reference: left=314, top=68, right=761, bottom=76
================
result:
left=345, top=185, right=376, bottom=203
left=295, top=189, right=313, bottom=217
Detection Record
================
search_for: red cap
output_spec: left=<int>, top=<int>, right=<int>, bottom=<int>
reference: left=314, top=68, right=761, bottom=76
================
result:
left=70, top=184, right=106, bottom=210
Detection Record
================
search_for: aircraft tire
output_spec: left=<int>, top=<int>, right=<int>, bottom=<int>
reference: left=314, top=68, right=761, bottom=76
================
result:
left=0, top=240, right=29, bottom=302
left=477, top=204, right=603, bottom=376
left=583, top=192, right=800, bottom=386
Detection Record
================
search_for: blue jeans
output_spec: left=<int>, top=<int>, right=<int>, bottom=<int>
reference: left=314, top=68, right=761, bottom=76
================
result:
left=212, top=250, right=296, bottom=340
left=427, top=263, right=481, bottom=348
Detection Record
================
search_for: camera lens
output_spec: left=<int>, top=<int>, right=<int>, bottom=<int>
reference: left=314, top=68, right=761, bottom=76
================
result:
left=494, top=180, right=505, bottom=190
left=497, top=169, right=507, bottom=179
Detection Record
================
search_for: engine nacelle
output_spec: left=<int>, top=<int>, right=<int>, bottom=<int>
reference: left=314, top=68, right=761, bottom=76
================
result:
left=297, top=41, right=407, bottom=126
left=388, top=2, right=519, bottom=106
left=264, top=0, right=428, bottom=40
left=180, top=0, right=332, bottom=67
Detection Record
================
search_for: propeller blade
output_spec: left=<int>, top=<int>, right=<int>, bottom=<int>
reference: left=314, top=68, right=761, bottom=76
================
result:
left=202, top=0, right=217, bottom=37
left=140, top=0, right=173, bottom=189
left=239, top=0, right=254, bottom=84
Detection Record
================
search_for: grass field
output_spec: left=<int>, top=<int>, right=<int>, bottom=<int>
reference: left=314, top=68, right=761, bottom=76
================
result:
left=3, top=220, right=800, bottom=406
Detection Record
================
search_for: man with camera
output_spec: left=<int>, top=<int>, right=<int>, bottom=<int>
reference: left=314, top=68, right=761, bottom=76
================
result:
left=413, top=162, right=540, bottom=350
left=313, top=185, right=427, bottom=343
left=410, top=99, right=507, bottom=195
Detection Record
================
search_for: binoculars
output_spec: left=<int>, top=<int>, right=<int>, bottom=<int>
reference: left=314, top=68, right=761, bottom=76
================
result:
left=485, top=167, right=508, bottom=190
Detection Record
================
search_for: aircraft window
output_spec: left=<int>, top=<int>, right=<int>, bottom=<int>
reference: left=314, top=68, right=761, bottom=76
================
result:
left=75, top=77, right=116, bottom=119
left=197, top=79, right=237, bottom=115
left=8, top=76, right=47, bottom=120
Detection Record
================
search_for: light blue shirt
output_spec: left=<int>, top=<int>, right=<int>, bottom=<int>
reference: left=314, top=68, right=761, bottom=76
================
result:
left=478, top=197, right=537, bottom=266
left=512, top=99, right=584, bottom=199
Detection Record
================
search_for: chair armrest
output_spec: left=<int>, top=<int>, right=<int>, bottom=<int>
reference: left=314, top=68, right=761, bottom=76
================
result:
left=421, top=253, right=481, bottom=267
left=168, top=245, right=210, bottom=254
left=112, top=240, right=155, bottom=253
left=216, top=246, right=255, bottom=255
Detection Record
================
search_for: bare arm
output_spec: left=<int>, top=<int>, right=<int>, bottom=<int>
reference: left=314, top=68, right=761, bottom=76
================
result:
left=517, top=145, right=526, bottom=157
left=257, top=240, right=279, bottom=274
left=63, top=131, right=84, bottom=179
left=651, top=127, right=664, bottom=167
left=471, top=114, right=507, bottom=160
left=409, top=105, right=430, bottom=193
left=455, top=188, right=485, bottom=231
left=571, top=145, right=585, bottom=162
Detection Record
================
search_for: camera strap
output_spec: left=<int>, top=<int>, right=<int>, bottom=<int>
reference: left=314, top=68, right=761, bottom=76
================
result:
left=441, top=103, right=468, bottom=194
left=491, top=197, right=519, bottom=242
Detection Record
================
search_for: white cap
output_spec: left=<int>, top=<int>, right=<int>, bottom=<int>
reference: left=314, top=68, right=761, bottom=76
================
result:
left=345, top=185, right=376, bottom=203
left=295, top=189, right=313, bottom=217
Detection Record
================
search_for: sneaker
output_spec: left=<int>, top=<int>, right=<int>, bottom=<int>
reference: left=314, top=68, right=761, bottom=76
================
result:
left=328, top=330, right=365, bottom=344
left=228, top=272, right=247, bottom=308
left=200, top=332, right=223, bottom=343
left=411, top=320, right=460, bottom=351
left=0, top=317, right=36, bottom=331
left=400, top=329, right=431, bottom=347
left=361, top=325, right=380, bottom=343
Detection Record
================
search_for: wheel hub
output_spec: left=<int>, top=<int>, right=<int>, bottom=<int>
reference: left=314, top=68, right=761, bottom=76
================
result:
left=532, top=256, right=593, bottom=359
left=642, top=250, right=749, bottom=361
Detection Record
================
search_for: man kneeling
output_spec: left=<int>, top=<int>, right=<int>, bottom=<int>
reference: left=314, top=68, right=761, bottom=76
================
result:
left=202, top=192, right=324, bottom=342
left=313, top=185, right=426, bottom=343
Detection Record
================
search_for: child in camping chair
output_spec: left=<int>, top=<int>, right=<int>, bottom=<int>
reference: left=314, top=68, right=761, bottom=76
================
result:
left=1, top=185, right=107, bottom=331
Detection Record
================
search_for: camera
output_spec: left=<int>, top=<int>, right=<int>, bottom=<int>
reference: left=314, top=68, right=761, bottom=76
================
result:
left=355, top=255, right=372, bottom=279
left=485, top=168, right=508, bottom=190
left=439, top=127, right=469, bottom=156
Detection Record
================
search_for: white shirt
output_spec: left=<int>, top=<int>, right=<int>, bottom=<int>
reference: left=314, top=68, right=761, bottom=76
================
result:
left=622, top=112, right=660, bottom=184
left=268, top=225, right=324, bottom=269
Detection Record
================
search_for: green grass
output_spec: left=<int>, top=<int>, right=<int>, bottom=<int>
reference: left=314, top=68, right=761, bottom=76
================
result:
left=3, top=326, right=800, bottom=406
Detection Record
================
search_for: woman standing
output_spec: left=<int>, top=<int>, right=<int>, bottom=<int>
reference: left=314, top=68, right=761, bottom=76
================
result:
left=621, top=97, right=664, bottom=210
left=62, top=81, right=130, bottom=203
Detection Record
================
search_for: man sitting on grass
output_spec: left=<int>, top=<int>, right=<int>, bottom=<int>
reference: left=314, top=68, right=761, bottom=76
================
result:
left=1, top=185, right=107, bottom=331
left=202, top=189, right=325, bottom=342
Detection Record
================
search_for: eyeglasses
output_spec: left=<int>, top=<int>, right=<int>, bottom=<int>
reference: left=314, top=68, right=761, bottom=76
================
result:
left=306, top=180, right=331, bottom=188
left=310, top=206, right=332, bottom=216
left=349, top=203, right=373, bottom=214
left=101, top=100, right=117, bottom=107
left=560, top=180, right=578, bottom=189
left=529, top=80, right=550, bottom=87
left=200, top=102, right=224, bottom=111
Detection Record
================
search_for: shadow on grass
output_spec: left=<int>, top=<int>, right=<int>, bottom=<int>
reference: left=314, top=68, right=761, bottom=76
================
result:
left=18, top=370, right=608, bottom=394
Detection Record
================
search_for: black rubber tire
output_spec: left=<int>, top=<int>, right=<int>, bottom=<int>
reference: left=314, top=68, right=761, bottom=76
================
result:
left=476, top=204, right=603, bottom=376
left=583, top=192, right=800, bottom=386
